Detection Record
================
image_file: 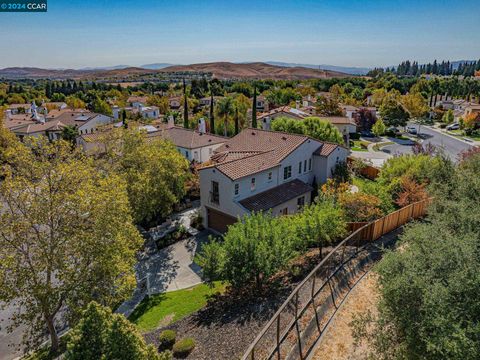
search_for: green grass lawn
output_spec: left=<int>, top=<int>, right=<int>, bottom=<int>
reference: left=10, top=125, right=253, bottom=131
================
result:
left=129, top=282, right=226, bottom=332
left=448, top=129, right=480, bottom=141
left=351, top=140, right=370, bottom=152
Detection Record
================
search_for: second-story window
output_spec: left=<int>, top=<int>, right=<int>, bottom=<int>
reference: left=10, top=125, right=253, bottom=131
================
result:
left=234, top=183, right=239, bottom=196
left=251, top=177, right=256, bottom=191
left=308, top=158, right=312, bottom=171
left=268, top=172, right=272, bottom=181
left=304, top=160, right=307, bottom=173
left=298, top=161, right=302, bottom=174
left=211, top=181, right=219, bottom=204
left=283, top=166, right=292, bottom=180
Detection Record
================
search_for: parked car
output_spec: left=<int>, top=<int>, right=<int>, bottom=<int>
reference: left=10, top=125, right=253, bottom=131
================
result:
left=446, top=123, right=460, bottom=131
left=407, top=126, right=418, bottom=134
left=386, top=127, right=401, bottom=137
left=360, top=130, right=375, bottom=138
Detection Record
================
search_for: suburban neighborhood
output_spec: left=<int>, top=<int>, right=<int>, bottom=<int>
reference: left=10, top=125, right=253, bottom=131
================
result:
left=1, top=1, right=480, bottom=360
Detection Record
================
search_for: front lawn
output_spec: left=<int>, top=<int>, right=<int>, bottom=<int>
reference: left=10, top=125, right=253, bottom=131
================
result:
left=129, top=282, right=226, bottom=332
left=350, top=140, right=370, bottom=152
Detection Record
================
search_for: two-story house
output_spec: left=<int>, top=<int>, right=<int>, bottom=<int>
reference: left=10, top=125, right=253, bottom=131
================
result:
left=199, top=128, right=349, bottom=232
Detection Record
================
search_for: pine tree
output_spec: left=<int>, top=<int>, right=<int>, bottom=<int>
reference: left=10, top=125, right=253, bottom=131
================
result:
left=183, top=79, right=189, bottom=129
left=252, top=84, right=257, bottom=128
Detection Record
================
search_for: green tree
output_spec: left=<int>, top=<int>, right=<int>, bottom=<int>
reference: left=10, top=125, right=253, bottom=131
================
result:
left=442, top=109, right=454, bottom=124
left=216, top=96, right=235, bottom=136
left=303, top=117, right=344, bottom=144
left=61, top=125, right=78, bottom=146
left=271, top=116, right=306, bottom=134
left=379, top=94, right=409, bottom=127
left=372, top=118, right=386, bottom=137
left=91, top=96, right=113, bottom=116
left=0, top=139, right=142, bottom=353
left=401, top=92, right=429, bottom=119
left=100, top=129, right=190, bottom=225
left=67, top=302, right=167, bottom=360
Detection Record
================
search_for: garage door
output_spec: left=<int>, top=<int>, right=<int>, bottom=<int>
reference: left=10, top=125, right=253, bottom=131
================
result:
left=207, top=207, right=237, bottom=233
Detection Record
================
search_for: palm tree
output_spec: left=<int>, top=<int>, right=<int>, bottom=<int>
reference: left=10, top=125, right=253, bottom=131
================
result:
left=216, top=97, right=235, bottom=136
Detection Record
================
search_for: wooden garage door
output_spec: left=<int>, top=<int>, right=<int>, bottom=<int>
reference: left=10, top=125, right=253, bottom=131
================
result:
left=207, top=207, right=237, bottom=233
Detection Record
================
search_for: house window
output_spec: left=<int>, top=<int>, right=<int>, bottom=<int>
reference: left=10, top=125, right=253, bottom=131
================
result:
left=298, top=161, right=302, bottom=174
left=185, top=150, right=189, bottom=158
left=308, top=158, right=312, bottom=171
left=234, top=183, right=239, bottom=196
left=251, top=177, right=256, bottom=191
left=304, top=160, right=307, bottom=173
left=268, top=172, right=272, bottom=181
left=209, top=148, right=213, bottom=155
left=283, top=166, right=292, bottom=180
left=281, top=207, right=288, bottom=215
left=211, top=181, right=219, bottom=204
left=297, top=196, right=305, bottom=209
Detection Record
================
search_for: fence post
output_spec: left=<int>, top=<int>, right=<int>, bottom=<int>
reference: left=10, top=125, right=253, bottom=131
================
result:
left=312, top=275, right=321, bottom=334
left=276, top=314, right=281, bottom=360
left=295, top=292, right=304, bottom=360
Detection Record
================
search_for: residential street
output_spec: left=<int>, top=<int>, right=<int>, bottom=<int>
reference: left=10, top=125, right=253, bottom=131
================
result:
left=382, top=126, right=474, bottom=160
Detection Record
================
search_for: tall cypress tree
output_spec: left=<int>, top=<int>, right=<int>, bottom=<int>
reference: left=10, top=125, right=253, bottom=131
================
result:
left=209, top=85, right=215, bottom=134
left=252, top=84, right=257, bottom=128
left=183, top=79, right=189, bottom=129
left=234, top=106, right=239, bottom=135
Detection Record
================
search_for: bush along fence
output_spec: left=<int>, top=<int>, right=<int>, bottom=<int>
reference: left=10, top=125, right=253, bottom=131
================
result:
left=347, top=157, right=380, bottom=180
left=241, top=198, right=431, bottom=360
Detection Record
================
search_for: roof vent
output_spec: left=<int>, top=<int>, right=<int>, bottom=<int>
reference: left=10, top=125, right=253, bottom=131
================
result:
left=282, top=136, right=287, bottom=140
left=251, top=131, right=256, bottom=135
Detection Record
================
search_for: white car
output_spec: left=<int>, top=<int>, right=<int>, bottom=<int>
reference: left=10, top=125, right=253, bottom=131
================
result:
left=446, top=123, right=460, bottom=131
left=407, top=126, right=418, bottom=134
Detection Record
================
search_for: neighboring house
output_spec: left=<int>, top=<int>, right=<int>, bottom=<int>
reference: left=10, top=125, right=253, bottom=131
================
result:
left=78, top=118, right=226, bottom=163
left=112, top=105, right=161, bottom=120
left=340, top=104, right=360, bottom=120
left=198, top=128, right=349, bottom=232
left=199, top=96, right=222, bottom=107
left=8, top=103, right=31, bottom=115
left=127, top=96, right=148, bottom=109
left=256, top=95, right=267, bottom=111
left=258, top=106, right=356, bottom=144
left=169, top=96, right=182, bottom=109
left=302, top=94, right=317, bottom=108
left=5, top=108, right=113, bottom=140
left=463, top=104, right=480, bottom=118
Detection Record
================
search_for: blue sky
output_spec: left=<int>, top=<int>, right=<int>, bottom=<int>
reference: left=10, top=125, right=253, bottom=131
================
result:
left=0, top=0, right=479, bottom=68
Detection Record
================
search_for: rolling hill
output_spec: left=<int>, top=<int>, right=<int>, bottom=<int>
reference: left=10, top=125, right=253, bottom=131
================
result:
left=0, top=62, right=351, bottom=80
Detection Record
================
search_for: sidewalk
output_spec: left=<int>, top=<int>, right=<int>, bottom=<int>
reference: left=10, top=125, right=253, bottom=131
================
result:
left=425, top=125, right=480, bottom=146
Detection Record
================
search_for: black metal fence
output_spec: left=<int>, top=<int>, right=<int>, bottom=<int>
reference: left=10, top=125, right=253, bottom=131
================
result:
left=241, top=199, right=431, bottom=360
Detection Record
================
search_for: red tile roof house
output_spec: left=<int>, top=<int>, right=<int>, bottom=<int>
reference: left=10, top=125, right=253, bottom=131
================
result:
left=78, top=119, right=226, bottom=163
left=198, top=128, right=349, bottom=233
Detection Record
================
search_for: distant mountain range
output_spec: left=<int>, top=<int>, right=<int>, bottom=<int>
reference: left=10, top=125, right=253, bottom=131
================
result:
left=0, top=62, right=351, bottom=80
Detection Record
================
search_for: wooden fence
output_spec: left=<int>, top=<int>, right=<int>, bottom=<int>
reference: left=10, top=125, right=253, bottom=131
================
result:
left=347, top=157, right=380, bottom=180
left=241, top=198, right=431, bottom=360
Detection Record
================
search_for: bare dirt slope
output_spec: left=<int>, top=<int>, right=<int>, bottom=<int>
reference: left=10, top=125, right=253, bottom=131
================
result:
left=312, top=272, right=379, bottom=360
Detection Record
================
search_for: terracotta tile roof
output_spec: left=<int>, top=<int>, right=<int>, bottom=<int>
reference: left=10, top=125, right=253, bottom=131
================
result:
left=239, top=179, right=312, bottom=212
left=210, top=128, right=314, bottom=180
left=8, top=103, right=30, bottom=109
left=146, top=126, right=226, bottom=149
left=257, top=106, right=308, bottom=120
left=127, top=96, right=148, bottom=104
left=3, top=114, right=35, bottom=129
left=314, top=143, right=338, bottom=157
left=319, top=116, right=355, bottom=125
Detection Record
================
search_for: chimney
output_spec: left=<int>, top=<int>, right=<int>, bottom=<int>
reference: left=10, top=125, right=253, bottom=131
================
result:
left=262, top=116, right=271, bottom=131
left=198, top=117, right=206, bottom=134
left=295, top=100, right=300, bottom=109
left=303, top=100, right=308, bottom=108
left=112, top=105, right=119, bottom=120
left=167, top=115, right=175, bottom=128
left=5, top=109, right=12, bottom=120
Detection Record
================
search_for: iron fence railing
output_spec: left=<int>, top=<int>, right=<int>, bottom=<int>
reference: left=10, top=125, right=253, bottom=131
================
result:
left=241, top=199, right=431, bottom=360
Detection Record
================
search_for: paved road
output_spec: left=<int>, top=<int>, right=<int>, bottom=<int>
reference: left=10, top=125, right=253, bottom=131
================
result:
left=382, top=124, right=473, bottom=161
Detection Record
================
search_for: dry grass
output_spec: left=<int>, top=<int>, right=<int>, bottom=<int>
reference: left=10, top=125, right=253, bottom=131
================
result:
left=312, top=272, right=379, bottom=360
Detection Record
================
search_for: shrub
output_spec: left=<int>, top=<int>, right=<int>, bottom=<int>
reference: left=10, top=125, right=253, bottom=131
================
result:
left=350, top=132, right=361, bottom=140
left=158, top=330, right=176, bottom=351
left=172, top=338, right=195, bottom=358
left=338, top=192, right=383, bottom=222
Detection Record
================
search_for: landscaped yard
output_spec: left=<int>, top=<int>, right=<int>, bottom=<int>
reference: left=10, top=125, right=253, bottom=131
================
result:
left=447, top=129, right=480, bottom=141
left=129, top=282, right=226, bottom=332
left=350, top=140, right=370, bottom=151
